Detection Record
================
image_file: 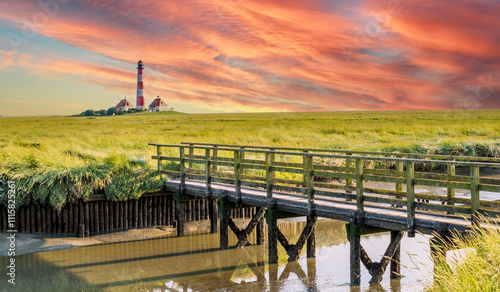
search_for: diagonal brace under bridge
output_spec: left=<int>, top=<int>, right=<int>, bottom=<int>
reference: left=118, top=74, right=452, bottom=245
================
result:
left=227, top=207, right=266, bottom=248
left=219, top=197, right=266, bottom=250
left=347, top=222, right=403, bottom=286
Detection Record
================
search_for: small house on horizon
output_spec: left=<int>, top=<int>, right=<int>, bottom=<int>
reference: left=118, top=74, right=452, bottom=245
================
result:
left=149, top=96, right=171, bottom=112
left=116, top=98, right=134, bottom=111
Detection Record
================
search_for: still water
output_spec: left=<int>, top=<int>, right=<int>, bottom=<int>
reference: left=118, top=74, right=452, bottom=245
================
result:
left=0, top=219, right=432, bottom=291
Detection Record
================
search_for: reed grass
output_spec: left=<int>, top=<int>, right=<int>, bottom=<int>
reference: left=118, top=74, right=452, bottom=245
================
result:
left=428, top=218, right=500, bottom=291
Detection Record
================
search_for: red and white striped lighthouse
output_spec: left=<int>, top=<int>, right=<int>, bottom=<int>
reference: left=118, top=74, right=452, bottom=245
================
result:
left=136, top=60, right=146, bottom=110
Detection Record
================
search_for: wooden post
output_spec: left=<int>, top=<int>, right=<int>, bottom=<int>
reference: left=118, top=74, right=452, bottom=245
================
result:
left=447, top=160, right=455, bottom=207
left=205, top=149, right=212, bottom=196
left=219, top=199, right=229, bottom=250
left=188, top=143, right=194, bottom=169
left=212, top=146, right=218, bottom=171
left=406, top=162, right=415, bottom=237
left=347, top=223, right=361, bottom=286
left=267, top=207, right=278, bottom=264
left=265, top=152, right=274, bottom=200
left=176, top=194, right=185, bottom=237
left=179, top=147, right=186, bottom=193
left=84, top=202, right=90, bottom=237
left=355, top=158, right=364, bottom=218
left=95, top=201, right=100, bottom=234
left=470, top=165, right=480, bottom=226
left=256, top=217, right=265, bottom=245
left=390, top=230, right=401, bottom=279
left=209, top=199, right=218, bottom=233
left=307, top=215, right=316, bottom=258
left=346, top=152, right=353, bottom=195
left=306, top=155, right=314, bottom=213
left=239, top=146, right=245, bottom=160
left=396, top=161, right=404, bottom=193
left=79, top=200, right=84, bottom=236
left=303, top=150, right=309, bottom=186
left=234, top=150, right=242, bottom=203
left=156, top=145, right=162, bottom=171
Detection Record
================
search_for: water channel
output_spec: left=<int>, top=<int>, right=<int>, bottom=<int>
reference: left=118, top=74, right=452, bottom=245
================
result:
left=0, top=218, right=433, bottom=291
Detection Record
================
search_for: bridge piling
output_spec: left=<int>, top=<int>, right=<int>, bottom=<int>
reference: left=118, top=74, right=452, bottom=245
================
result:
left=209, top=199, right=218, bottom=233
left=347, top=222, right=404, bottom=286
left=175, top=197, right=185, bottom=237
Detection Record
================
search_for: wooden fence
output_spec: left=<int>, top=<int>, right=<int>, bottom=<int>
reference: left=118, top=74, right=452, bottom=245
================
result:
left=0, top=193, right=256, bottom=236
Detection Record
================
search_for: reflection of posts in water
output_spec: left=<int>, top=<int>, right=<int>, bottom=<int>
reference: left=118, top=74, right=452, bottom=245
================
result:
left=346, top=223, right=403, bottom=286
left=274, top=259, right=318, bottom=291
left=209, top=198, right=218, bottom=233
left=219, top=246, right=266, bottom=287
left=307, top=257, right=317, bottom=290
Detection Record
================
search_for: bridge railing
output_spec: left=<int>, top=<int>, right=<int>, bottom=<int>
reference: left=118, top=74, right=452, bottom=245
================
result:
left=149, top=143, right=500, bottom=234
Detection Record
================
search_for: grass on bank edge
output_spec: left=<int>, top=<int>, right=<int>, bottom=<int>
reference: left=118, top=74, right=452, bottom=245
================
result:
left=0, top=154, right=169, bottom=210
left=427, top=218, right=500, bottom=292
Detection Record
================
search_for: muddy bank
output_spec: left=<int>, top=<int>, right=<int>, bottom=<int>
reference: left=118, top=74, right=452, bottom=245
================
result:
left=0, top=219, right=223, bottom=256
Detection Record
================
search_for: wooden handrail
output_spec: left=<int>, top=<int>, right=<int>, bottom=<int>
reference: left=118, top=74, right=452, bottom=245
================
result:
left=179, top=142, right=500, bottom=163
left=150, top=143, right=500, bottom=233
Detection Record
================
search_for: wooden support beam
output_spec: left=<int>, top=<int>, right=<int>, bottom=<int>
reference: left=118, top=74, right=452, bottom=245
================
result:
left=274, top=216, right=317, bottom=262
left=257, top=216, right=265, bottom=245
left=266, top=207, right=279, bottom=263
left=219, top=199, right=229, bottom=250
left=209, top=199, right=218, bottom=233
left=346, top=223, right=361, bottom=286
left=390, top=230, right=402, bottom=279
left=276, top=227, right=291, bottom=250
left=175, top=193, right=185, bottom=237
left=368, top=231, right=403, bottom=284
left=228, top=207, right=266, bottom=248
left=347, top=224, right=404, bottom=285
left=307, top=215, right=316, bottom=258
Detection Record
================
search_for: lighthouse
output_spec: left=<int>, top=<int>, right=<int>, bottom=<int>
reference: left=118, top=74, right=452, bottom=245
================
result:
left=136, top=60, right=146, bottom=110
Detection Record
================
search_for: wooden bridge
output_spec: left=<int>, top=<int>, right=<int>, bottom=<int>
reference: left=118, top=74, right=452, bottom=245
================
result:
left=149, top=142, right=500, bottom=286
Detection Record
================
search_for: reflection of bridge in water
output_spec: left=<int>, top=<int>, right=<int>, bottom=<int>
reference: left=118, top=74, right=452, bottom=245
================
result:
left=6, top=220, right=387, bottom=291
left=149, top=142, right=500, bottom=286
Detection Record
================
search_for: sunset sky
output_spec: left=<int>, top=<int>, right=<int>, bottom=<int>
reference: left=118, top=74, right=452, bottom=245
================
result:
left=0, top=0, right=499, bottom=116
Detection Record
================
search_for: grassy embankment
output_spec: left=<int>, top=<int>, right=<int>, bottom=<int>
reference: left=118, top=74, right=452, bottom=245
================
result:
left=1, top=109, right=500, bottom=210
left=428, top=219, right=500, bottom=292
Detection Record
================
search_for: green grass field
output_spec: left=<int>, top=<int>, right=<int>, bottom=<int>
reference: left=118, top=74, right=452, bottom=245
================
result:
left=1, top=109, right=500, bottom=208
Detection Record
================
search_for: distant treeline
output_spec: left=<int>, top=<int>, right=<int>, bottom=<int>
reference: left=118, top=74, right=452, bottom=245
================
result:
left=75, top=107, right=147, bottom=116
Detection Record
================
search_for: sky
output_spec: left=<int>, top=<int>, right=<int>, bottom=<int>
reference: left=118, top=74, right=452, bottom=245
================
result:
left=0, top=0, right=499, bottom=116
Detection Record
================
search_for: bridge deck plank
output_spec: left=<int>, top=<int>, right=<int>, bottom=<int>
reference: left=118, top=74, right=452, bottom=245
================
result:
left=167, top=179, right=472, bottom=235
